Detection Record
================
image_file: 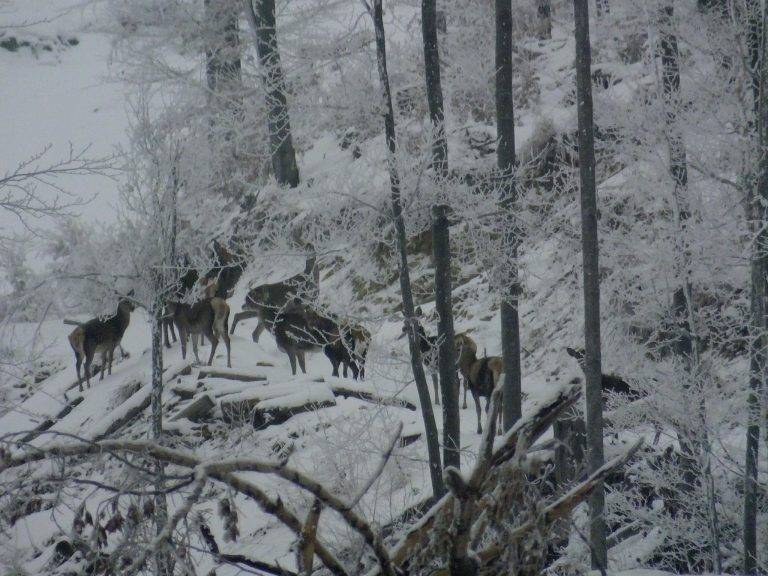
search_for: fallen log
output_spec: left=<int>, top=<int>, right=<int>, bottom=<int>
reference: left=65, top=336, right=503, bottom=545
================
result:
left=20, top=396, right=85, bottom=443
left=197, top=368, right=268, bottom=382
left=331, top=385, right=416, bottom=411
left=252, top=389, right=337, bottom=430
left=171, top=394, right=215, bottom=422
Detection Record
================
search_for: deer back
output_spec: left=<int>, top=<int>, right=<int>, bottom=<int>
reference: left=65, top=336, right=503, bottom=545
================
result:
left=80, top=299, right=134, bottom=352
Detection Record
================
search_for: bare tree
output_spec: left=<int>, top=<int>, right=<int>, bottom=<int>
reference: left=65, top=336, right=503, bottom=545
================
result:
left=573, top=0, right=606, bottom=568
left=366, top=0, right=445, bottom=498
left=421, top=0, right=448, bottom=177
left=244, top=0, right=300, bottom=188
left=495, top=0, right=523, bottom=430
left=432, top=204, right=460, bottom=470
left=743, top=0, right=767, bottom=572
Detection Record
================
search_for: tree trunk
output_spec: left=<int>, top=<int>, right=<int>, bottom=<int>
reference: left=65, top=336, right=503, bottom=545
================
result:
left=573, top=0, right=607, bottom=569
left=432, top=204, right=460, bottom=471
left=744, top=2, right=766, bottom=573
left=495, top=0, right=523, bottom=432
left=370, top=0, right=445, bottom=498
left=205, top=0, right=242, bottom=122
left=243, top=0, right=300, bottom=188
left=150, top=303, right=173, bottom=576
left=204, top=0, right=243, bottom=198
left=421, top=0, right=448, bottom=177
left=536, top=0, right=552, bottom=40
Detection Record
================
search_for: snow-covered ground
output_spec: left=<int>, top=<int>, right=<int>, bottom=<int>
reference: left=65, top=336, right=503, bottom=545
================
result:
left=0, top=0, right=128, bottom=237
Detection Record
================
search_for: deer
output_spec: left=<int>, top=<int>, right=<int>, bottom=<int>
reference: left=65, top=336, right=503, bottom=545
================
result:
left=329, top=321, right=371, bottom=380
left=167, top=297, right=231, bottom=367
left=565, top=347, right=640, bottom=399
left=466, top=352, right=504, bottom=434
left=230, top=251, right=319, bottom=343
left=67, top=292, right=136, bottom=392
left=400, top=311, right=477, bottom=407
left=272, top=302, right=347, bottom=377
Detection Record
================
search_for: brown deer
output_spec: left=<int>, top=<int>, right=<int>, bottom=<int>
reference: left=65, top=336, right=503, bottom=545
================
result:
left=466, top=353, right=504, bottom=434
left=230, top=252, right=319, bottom=342
left=274, top=301, right=370, bottom=378
left=67, top=292, right=136, bottom=392
left=330, top=321, right=371, bottom=380
left=400, top=313, right=477, bottom=407
left=167, top=297, right=231, bottom=367
left=565, top=347, right=641, bottom=399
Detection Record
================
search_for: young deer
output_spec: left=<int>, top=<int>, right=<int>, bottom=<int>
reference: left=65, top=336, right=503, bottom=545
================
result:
left=168, top=297, right=231, bottom=367
left=466, top=353, right=504, bottom=434
left=273, top=303, right=358, bottom=377
left=230, top=253, right=319, bottom=342
left=68, top=293, right=135, bottom=392
left=329, top=321, right=371, bottom=380
left=565, top=347, right=640, bottom=399
left=401, top=315, right=477, bottom=407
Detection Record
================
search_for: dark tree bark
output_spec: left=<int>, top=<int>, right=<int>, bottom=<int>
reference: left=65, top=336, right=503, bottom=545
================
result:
left=744, top=2, right=766, bottom=573
left=204, top=0, right=243, bottom=198
left=573, top=0, right=606, bottom=569
left=421, top=0, right=448, bottom=177
left=244, top=0, right=300, bottom=188
left=205, top=0, right=242, bottom=120
left=495, top=0, right=523, bottom=432
left=536, top=0, right=552, bottom=40
left=369, top=0, right=445, bottom=498
left=432, top=204, right=460, bottom=471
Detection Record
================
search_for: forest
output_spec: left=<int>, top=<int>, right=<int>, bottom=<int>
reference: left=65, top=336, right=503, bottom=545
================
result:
left=0, top=0, right=767, bottom=574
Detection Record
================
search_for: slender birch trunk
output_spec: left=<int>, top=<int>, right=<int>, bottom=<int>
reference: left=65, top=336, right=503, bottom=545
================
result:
left=370, top=0, right=445, bottom=498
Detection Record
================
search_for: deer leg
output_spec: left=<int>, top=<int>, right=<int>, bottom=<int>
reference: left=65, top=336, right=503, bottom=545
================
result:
left=286, top=348, right=298, bottom=376
left=472, top=390, right=483, bottom=434
left=462, top=379, right=469, bottom=410
left=207, top=331, right=219, bottom=366
left=325, top=346, right=340, bottom=377
left=431, top=373, right=440, bottom=406
left=297, top=350, right=307, bottom=374
left=99, top=350, right=107, bottom=380
left=163, top=319, right=171, bottom=349
left=74, top=352, right=83, bottom=392
left=179, top=328, right=188, bottom=361
left=222, top=331, right=231, bottom=368
left=252, top=321, right=265, bottom=343
left=84, top=349, right=95, bottom=389
left=191, top=331, right=201, bottom=364
left=108, top=346, right=115, bottom=375
left=230, top=309, right=258, bottom=334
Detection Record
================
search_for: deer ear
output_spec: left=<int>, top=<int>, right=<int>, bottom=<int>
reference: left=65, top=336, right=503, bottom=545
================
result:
left=127, top=289, right=135, bottom=297
left=415, top=307, right=423, bottom=317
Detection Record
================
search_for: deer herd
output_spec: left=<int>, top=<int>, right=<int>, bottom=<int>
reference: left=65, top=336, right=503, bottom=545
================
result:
left=64, top=251, right=513, bottom=434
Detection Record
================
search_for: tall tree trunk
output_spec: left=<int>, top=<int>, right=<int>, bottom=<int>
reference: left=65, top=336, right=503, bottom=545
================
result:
left=573, top=0, right=606, bottom=569
left=421, top=0, right=448, bottom=177
left=432, top=204, right=460, bottom=471
left=495, top=0, right=523, bottom=432
left=536, top=0, right=552, bottom=40
left=370, top=0, right=445, bottom=498
left=744, top=2, right=766, bottom=573
left=150, top=302, right=172, bottom=576
left=244, top=0, right=300, bottom=188
left=205, top=0, right=243, bottom=197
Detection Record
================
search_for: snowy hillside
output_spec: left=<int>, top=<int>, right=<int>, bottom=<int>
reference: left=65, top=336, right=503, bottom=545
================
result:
left=2, top=0, right=767, bottom=575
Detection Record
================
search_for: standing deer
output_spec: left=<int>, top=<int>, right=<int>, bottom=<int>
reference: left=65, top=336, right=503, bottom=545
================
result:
left=168, top=297, right=231, bottom=367
left=466, top=353, right=504, bottom=434
left=565, top=347, right=641, bottom=399
left=230, top=252, right=319, bottom=342
left=400, top=313, right=476, bottom=407
left=67, top=292, right=136, bottom=392
left=329, top=321, right=371, bottom=380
